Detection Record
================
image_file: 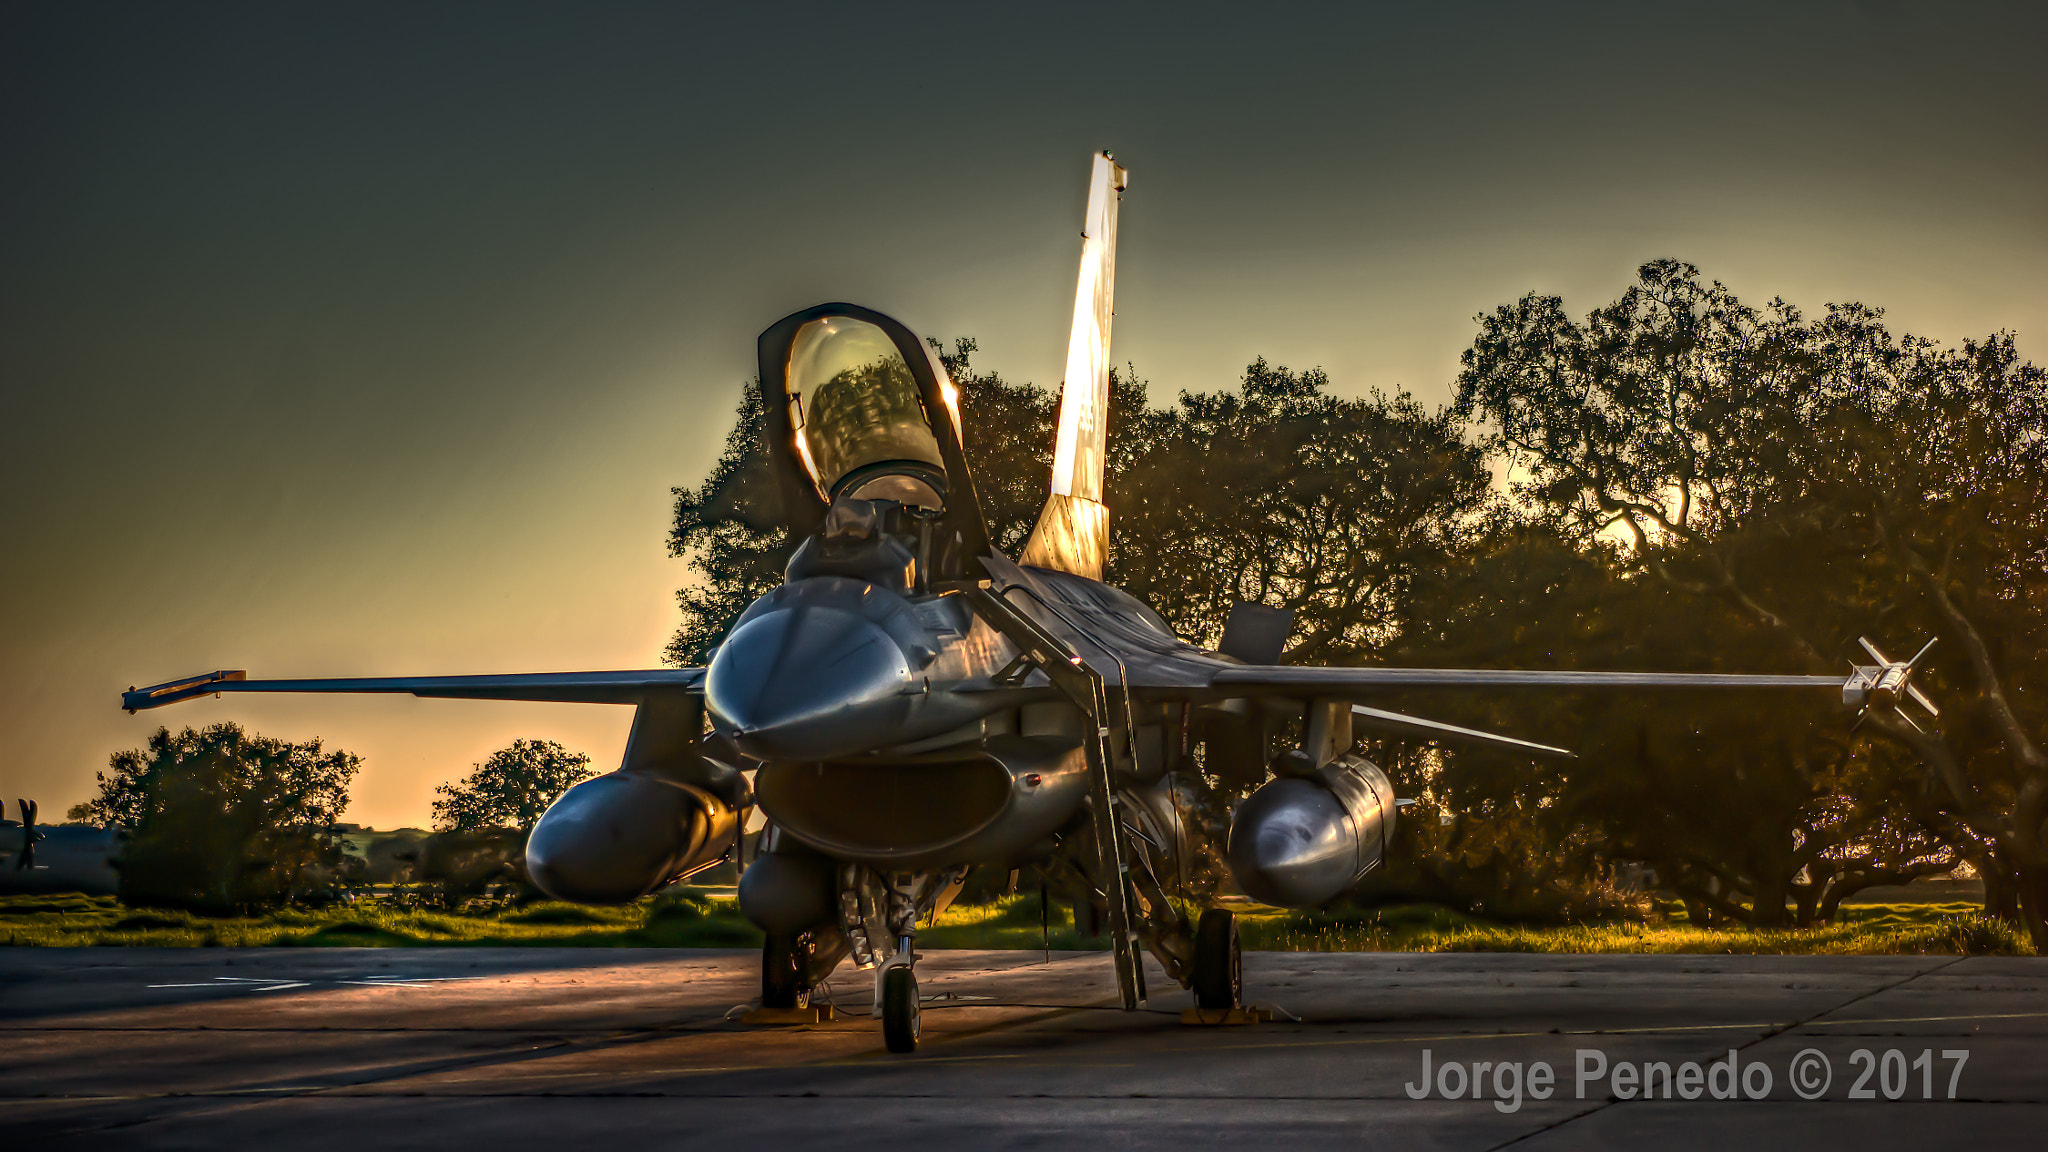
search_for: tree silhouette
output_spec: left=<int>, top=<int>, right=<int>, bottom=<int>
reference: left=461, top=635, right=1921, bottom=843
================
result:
left=79, top=723, right=361, bottom=914
left=433, top=739, right=595, bottom=833
left=1453, top=260, right=2046, bottom=942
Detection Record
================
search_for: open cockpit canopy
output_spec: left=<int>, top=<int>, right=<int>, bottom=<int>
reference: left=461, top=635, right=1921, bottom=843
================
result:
left=787, top=315, right=950, bottom=509
left=758, top=304, right=990, bottom=578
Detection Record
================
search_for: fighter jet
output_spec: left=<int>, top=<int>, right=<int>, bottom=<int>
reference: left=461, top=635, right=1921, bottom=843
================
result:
left=122, top=152, right=1934, bottom=1052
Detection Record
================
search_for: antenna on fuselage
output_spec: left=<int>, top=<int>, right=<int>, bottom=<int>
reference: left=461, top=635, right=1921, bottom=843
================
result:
left=1019, top=150, right=1127, bottom=580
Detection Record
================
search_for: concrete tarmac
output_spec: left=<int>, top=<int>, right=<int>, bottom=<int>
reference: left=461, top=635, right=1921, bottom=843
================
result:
left=1, top=947, right=2040, bottom=1150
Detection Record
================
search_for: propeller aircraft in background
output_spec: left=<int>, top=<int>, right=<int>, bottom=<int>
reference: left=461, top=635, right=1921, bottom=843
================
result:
left=0, top=799, right=122, bottom=897
left=123, top=152, right=1935, bottom=1052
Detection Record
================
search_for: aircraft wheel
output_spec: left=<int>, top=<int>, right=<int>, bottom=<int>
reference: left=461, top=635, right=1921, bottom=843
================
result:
left=761, top=931, right=807, bottom=1010
left=1191, top=908, right=1241, bottom=1010
left=881, top=965, right=920, bottom=1053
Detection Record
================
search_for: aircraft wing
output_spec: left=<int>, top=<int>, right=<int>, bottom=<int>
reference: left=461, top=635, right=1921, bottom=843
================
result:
left=1210, top=665, right=1843, bottom=695
left=121, top=668, right=705, bottom=713
left=1197, top=666, right=1852, bottom=761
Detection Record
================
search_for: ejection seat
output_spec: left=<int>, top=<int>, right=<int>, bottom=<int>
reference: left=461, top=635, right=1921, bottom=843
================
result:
left=783, top=498, right=919, bottom=595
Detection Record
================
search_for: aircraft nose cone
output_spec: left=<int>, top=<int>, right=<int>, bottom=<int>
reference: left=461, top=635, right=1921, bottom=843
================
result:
left=705, top=603, right=916, bottom=761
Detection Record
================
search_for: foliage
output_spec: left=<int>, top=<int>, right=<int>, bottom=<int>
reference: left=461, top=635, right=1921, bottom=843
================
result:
left=401, top=828, right=534, bottom=909
left=1347, top=764, right=1652, bottom=926
left=939, top=337, right=1059, bottom=553
left=345, top=828, right=430, bottom=884
left=432, top=739, right=594, bottom=833
left=1111, top=359, right=1491, bottom=662
left=75, top=724, right=362, bottom=916
left=1385, top=518, right=1958, bottom=931
left=1451, top=260, right=2048, bottom=945
left=664, top=378, right=793, bottom=666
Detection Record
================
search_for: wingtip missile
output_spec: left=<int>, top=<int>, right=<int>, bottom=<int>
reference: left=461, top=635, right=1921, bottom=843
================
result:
left=1843, top=636, right=1939, bottom=731
left=121, top=670, right=246, bottom=713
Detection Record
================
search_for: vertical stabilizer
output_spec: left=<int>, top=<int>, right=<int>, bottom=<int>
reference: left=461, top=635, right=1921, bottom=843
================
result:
left=1020, top=152, right=1127, bottom=579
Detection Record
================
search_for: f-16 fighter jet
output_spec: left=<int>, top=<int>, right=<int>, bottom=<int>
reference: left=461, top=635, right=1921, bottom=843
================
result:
left=124, top=153, right=1934, bottom=1052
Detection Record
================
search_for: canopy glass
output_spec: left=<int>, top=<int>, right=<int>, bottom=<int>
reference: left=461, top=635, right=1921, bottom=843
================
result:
left=786, top=317, right=946, bottom=508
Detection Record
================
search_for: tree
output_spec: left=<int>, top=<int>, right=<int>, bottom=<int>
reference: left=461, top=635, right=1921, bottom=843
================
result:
left=432, top=739, right=595, bottom=833
left=1451, top=260, right=2045, bottom=943
left=939, top=337, right=1060, bottom=554
left=1385, top=513, right=1964, bottom=929
left=1112, top=359, right=1490, bottom=663
left=664, top=378, right=795, bottom=667
left=78, top=723, right=361, bottom=914
left=1799, top=308, right=2048, bottom=937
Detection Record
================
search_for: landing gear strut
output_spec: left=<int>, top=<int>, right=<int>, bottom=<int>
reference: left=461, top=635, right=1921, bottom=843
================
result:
left=761, top=930, right=810, bottom=1009
left=843, top=869, right=939, bottom=1054
left=1190, top=908, right=1241, bottom=1010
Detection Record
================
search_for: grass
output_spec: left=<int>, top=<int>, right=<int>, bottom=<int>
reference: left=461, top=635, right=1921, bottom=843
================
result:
left=917, top=894, right=2034, bottom=956
left=1, top=891, right=2030, bottom=955
left=1225, top=900, right=2034, bottom=956
left=0, top=890, right=763, bottom=949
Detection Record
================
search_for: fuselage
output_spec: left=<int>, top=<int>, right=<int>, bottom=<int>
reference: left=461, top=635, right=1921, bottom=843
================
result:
left=702, top=555, right=1226, bottom=870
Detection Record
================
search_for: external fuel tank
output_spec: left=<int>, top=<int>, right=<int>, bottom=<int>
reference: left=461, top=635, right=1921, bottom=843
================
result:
left=1226, top=753, right=1395, bottom=908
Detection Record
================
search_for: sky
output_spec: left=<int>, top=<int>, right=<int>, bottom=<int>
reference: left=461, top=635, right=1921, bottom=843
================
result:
left=3, top=1, right=2043, bottom=829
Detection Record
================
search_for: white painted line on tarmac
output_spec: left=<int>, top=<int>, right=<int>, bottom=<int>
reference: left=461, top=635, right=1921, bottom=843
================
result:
left=144, top=974, right=485, bottom=994
left=148, top=977, right=278, bottom=988
left=336, top=980, right=436, bottom=988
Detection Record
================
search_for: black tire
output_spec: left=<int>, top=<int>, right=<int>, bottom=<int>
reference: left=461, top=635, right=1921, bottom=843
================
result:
left=1191, top=908, right=1242, bottom=1010
left=761, top=931, right=806, bottom=1010
left=881, top=965, right=920, bottom=1054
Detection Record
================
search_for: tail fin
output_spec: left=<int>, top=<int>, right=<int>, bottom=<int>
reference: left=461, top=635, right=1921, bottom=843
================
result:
left=1020, top=151, right=1127, bottom=579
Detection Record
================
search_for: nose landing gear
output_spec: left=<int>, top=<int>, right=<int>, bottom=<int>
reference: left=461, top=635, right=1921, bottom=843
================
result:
left=841, top=868, right=945, bottom=1053
left=880, top=941, right=921, bottom=1053
left=876, top=876, right=929, bottom=1053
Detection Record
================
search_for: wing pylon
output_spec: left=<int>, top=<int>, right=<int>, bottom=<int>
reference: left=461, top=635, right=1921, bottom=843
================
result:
left=1348, top=703, right=1574, bottom=759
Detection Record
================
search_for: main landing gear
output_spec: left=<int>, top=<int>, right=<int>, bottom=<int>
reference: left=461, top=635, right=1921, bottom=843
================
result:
left=743, top=930, right=841, bottom=1024
left=1182, top=907, right=1267, bottom=1024
left=1190, top=908, right=1242, bottom=1011
left=761, top=931, right=810, bottom=1011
